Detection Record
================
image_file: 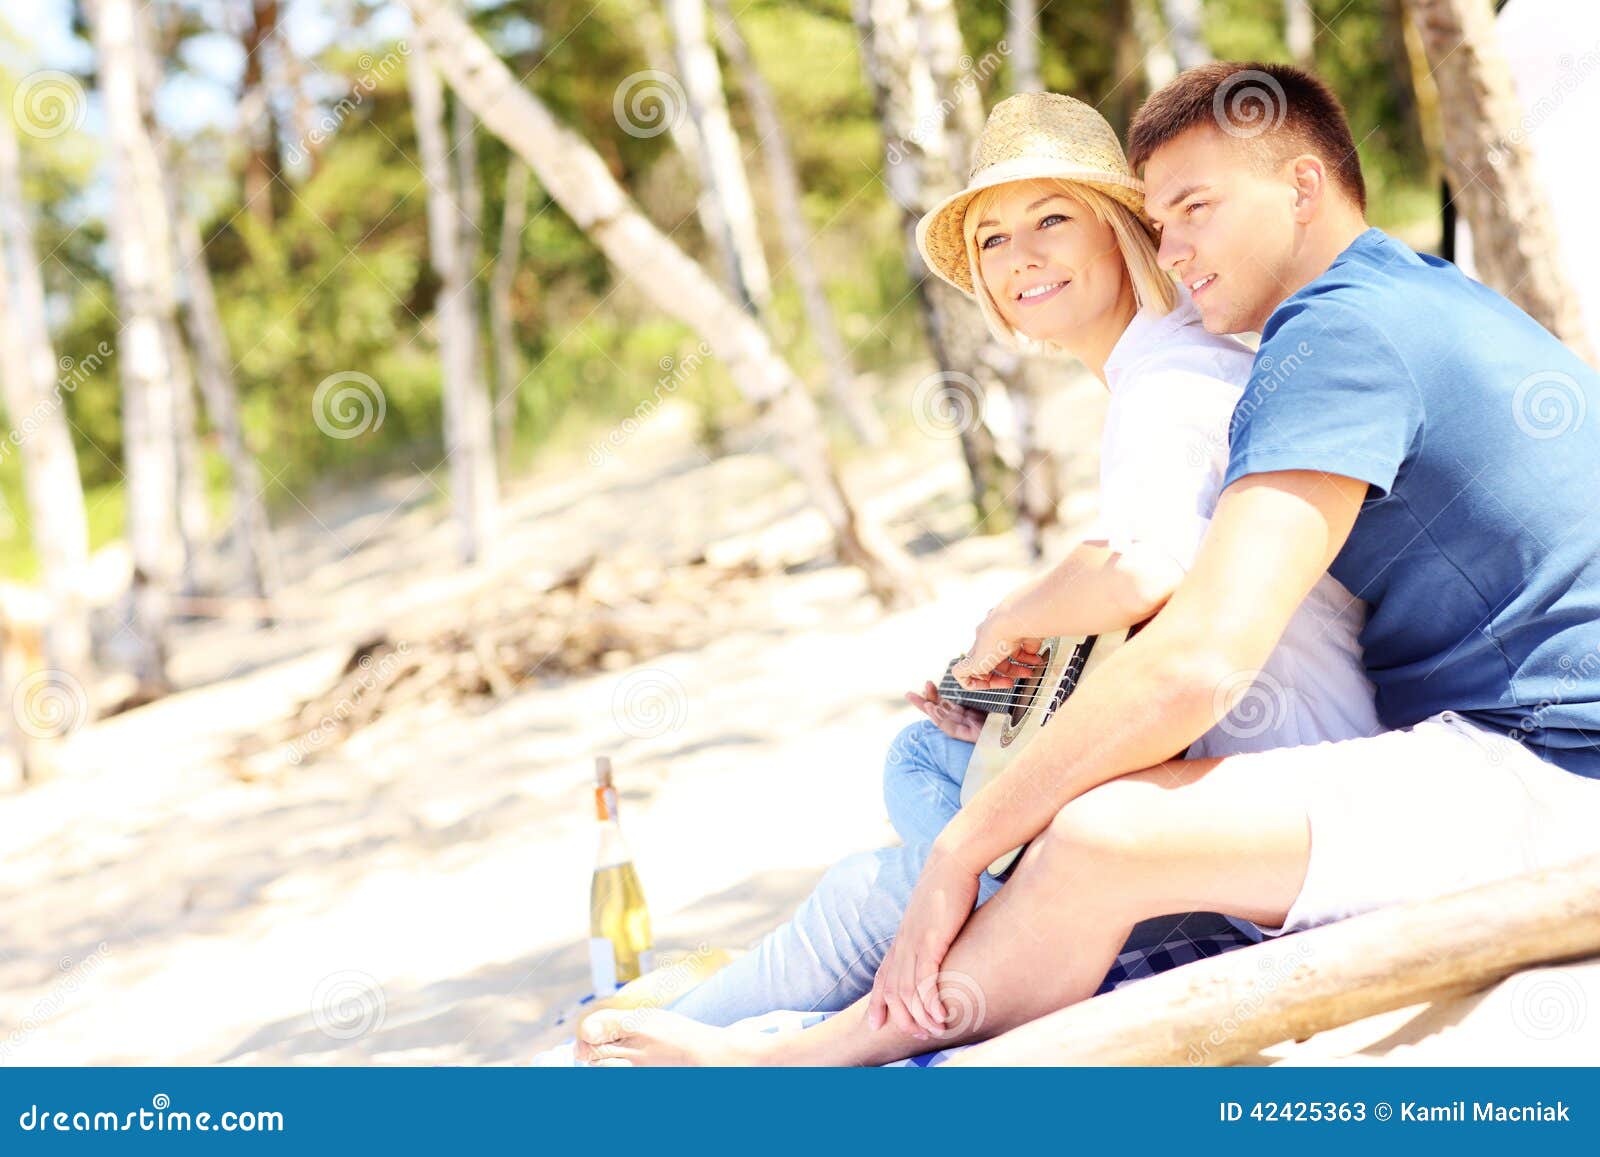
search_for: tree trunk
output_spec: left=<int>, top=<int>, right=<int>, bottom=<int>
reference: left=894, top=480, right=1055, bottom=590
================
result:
left=1131, top=0, right=1179, bottom=92
left=707, top=0, right=885, bottom=446
left=954, top=852, right=1600, bottom=1066
left=664, top=0, right=772, bottom=316
left=162, top=302, right=211, bottom=597
left=141, top=1, right=277, bottom=605
left=401, top=0, right=924, bottom=606
left=166, top=173, right=282, bottom=609
left=0, top=109, right=93, bottom=691
left=408, top=31, right=499, bottom=565
left=452, top=119, right=495, bottom=485
left=1158, top=0, right=1212, bottom=70
left=631, top=0, right=737, bottom=300
left=1405, top=0, right=1592, bottom=360
left=239, top=0, right=283, bottom=226
left=89, top=0, right=180, bottom=694
left=489, top=159, right=529, bottom=470
left=913, top=0, right=987, bottom=163
left=917, top=0, right=1058, bottom=546
left=856, top=0, right=1017, bottom=531
left=450, top=33, right=492, bottom=472
left=143, top=3, right=213, bottom=598
left=1285, top=0, right=1316, bottom=65
left=1006, top=0, right=1042, bottom=93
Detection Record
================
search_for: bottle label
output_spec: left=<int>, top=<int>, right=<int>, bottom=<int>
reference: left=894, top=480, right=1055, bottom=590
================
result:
left=589, top=938, right=618, bottom=995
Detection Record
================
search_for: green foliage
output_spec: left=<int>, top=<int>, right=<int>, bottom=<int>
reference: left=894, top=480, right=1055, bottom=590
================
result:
left=0, top=0, right=1447, bottom=579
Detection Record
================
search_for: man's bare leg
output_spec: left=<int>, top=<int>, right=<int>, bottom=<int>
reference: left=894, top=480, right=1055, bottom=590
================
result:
left=579, top=751, right=1312, bottom=1066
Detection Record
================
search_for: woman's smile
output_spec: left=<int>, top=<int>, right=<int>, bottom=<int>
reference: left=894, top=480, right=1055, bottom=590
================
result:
left=1014, top=278, right=1070, bottom=306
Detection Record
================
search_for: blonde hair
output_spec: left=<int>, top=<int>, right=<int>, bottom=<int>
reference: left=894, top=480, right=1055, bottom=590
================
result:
left=962, top=179, right=1177, bottom=354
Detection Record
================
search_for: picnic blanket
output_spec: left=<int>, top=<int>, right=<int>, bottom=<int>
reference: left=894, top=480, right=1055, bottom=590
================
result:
left=533, top=919, right=1259, bottom=1067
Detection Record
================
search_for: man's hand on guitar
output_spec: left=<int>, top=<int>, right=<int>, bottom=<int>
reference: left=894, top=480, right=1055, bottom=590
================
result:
left=951, top=609, right=1044, bottom=691
left=905, top=681, right=984, bottom=742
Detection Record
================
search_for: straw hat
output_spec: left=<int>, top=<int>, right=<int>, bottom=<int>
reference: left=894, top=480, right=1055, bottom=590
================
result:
left=915, top=92, right=1148, bottom=297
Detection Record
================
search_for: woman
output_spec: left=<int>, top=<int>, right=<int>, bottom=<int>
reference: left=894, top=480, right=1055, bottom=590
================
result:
left=560, top=93, right=1379, bottom=1065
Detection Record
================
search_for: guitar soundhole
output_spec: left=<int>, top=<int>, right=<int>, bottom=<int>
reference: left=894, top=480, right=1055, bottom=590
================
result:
left=1006, top=641, right=1051, bottom=730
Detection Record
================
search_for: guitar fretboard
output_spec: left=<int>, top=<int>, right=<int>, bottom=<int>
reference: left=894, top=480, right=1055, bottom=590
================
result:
left=935, top=661, right=1020, bottom=716
left=935, top=635, right=1100, bottom=719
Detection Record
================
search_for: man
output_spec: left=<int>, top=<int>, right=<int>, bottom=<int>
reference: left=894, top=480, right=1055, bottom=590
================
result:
left=577, top=62, right=1600, bottom=1066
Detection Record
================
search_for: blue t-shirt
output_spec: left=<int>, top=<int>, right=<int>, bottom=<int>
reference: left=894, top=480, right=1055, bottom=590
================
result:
left=1223, top=228, right=1600, bottom=779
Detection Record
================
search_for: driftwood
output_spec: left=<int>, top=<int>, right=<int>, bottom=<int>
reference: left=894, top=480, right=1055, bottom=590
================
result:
left=952, top=851, right=1600, bottom=1066
left=225, top=553, right=773, bottom=779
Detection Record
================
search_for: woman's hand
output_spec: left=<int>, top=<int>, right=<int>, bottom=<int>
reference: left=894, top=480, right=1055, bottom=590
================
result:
left=904, top=681, right=985, bottom=742
left=951, top=606, right=1045, bottom=690
left=867, top=845, right=982, bottom=1039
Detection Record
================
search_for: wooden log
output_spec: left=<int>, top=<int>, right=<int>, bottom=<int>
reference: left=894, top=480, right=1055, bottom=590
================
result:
left=951, top=851, right=1600, bottom=1066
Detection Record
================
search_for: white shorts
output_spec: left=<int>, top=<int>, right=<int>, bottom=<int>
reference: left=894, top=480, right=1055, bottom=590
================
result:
left=1228, top=710, right=1600, bottom=941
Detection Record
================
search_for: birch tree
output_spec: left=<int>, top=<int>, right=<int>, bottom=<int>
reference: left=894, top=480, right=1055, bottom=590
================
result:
left=1285, top=0, right=1316, bottom=65
left=168, top=179, right=283, bottom=607
left=401, top=0, right=923, bottom=605
left=489, top=159, right=529, bottom=468
left=664, top=0, right=772, bottom=315
left=238, top=0, right=283, bottom=225
left=855, top=0, right=1022, bottom=533
left=161, top=290, right=211, bottom=594
left=140, top=2, right=279, bottom=606
left=139, top=1, right=211, bottom=594
left=706, top=0, right=885, bottom=445
left=916, top=0, right=1061, bottom=552
left=1159, top=0, right=1212, bottom=69
left=1131, top=0, right=1179, bottom=91
left=1405, top=0, right=1592, bottom=359
left=631, top=0, right=740, bottom=301
left=408, top=30, right=499, bottom=563
left=1007, top=0, right=1042, bottom=93
left=450, top=34, right=493, bottom=471
left=90, top=0, right=181, bottom=693
left=0, top=106, right=92, bottom=688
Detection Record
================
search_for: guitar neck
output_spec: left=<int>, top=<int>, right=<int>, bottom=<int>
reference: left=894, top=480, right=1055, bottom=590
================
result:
left=935, top=660, right=1017, bottom=715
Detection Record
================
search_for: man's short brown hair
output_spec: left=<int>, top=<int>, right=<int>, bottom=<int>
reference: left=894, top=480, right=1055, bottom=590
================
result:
left=1128, top=61, right=1367, bottom=212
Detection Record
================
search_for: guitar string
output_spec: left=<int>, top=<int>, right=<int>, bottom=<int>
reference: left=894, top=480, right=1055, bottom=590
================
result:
left=934, top=650, right=1092, bottom=712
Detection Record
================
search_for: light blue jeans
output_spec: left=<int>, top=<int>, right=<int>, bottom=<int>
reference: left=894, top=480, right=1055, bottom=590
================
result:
left=665, top=718, right=1230, bottom=1026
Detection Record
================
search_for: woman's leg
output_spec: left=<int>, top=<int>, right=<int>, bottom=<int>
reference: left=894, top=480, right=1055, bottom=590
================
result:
left=577, top=750, right=1315, bottom=1065
left=881, top=719, right=978, bottom=850
left=664, top=843, right=925, bottom=1025
left=665, top=721, right=1003, bottom=1026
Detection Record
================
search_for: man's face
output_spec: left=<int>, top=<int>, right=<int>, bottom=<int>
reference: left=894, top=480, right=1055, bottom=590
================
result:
left=1142, top=126, right=1300, bottom=335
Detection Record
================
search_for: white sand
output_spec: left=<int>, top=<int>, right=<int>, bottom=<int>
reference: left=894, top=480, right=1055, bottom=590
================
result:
left=2, top=367, right=1590, bottom=1067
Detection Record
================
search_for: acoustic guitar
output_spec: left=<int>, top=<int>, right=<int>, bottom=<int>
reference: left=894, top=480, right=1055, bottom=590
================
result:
left=936, top=625, right=1142, bottom=879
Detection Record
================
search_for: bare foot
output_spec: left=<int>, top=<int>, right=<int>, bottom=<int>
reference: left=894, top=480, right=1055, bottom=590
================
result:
left=575, top=1008, right=771, bottom=1067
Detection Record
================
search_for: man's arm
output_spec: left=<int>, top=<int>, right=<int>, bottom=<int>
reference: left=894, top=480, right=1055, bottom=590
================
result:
left=936, top=469, right=1369, bottom=874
